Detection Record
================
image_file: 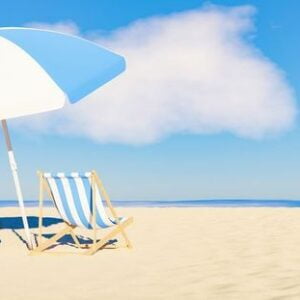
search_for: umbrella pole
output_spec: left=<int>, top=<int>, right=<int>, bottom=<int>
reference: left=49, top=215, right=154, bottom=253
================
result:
left=1, top=120, right=33, bottom=250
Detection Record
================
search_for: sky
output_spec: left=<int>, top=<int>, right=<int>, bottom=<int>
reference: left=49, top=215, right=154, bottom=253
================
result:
left=0, top=0, right=299, bottom=200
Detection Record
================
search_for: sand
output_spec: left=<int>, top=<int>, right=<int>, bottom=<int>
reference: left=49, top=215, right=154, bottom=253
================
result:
left=1, top=206, right=300, bottom=300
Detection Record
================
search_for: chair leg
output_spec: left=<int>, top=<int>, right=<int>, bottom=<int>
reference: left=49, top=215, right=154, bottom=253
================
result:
left=117, top=218, right=133, bottom=248
left=69, top=230, right=88, bottom=249
left=31, top=218, right=133, bottom=255
left=37, top=175, right=44, bottom=247
left=69, top=229, right=81, bottom=248
left=93, top=173, right=133, bottom=248
left=84, top=217, right=133, bottom=255
left=31, top=225, right=73, bottom=254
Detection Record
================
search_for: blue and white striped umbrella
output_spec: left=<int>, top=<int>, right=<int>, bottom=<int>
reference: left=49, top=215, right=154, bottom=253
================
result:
left=0, top=27, right=125, bottom=119
left=0, top=27, right=126, bottom=249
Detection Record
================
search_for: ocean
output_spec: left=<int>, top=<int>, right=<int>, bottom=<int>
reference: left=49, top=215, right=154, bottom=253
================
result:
left=1, top=199, right=300, bottom=208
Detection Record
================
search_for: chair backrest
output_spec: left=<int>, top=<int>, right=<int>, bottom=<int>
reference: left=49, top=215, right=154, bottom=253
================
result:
left=43, top=172, right=115, bottom=229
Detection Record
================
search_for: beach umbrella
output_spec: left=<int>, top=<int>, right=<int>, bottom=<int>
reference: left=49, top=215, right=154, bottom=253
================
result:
left=0, top=27, right=126, bottom=249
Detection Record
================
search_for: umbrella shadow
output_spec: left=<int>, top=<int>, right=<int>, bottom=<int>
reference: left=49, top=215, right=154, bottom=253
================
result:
left=0, top=216, right=64, bottom=249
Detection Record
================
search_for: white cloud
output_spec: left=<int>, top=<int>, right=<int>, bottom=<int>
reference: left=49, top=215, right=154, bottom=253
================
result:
left=21, top=5, right=297, bottom=144
left=25, top=20, right=80, bottom=36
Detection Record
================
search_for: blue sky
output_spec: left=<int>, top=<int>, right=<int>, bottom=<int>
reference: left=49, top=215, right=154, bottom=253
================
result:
left=0, top=0, right=299, bottom=200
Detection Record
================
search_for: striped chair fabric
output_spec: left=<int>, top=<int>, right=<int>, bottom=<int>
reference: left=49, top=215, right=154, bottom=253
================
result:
left=44, top=172, right=121, bottom=229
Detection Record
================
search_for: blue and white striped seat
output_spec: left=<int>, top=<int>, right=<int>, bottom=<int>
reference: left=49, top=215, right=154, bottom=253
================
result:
left=43, top=172, right=122, bottom=229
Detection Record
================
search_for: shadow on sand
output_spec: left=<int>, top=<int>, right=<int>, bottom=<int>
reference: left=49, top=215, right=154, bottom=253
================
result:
left=40, top=233, right=118, bottom=250
left=0, top=216, right=63, bottom=230
left=0, top=216, right=117, bottom=251
left=0, top=216, right=63, bottom=249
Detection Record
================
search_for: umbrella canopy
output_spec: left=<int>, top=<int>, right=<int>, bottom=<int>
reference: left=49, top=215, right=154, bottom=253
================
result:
left=0, top=27, right=125, bottom=119
left=0, top=27, right=126, bottom=249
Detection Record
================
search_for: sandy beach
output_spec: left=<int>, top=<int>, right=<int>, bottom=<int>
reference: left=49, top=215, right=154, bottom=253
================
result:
left=1, top=206, right=300, bottom=299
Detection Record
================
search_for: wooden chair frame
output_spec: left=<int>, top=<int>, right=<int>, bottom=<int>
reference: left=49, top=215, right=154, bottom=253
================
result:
left=31, top=170, right=133, bottom=255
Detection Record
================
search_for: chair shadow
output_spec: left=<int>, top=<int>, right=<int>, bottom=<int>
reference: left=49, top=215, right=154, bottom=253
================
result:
left=0, top=216, right=64, bottom=249
left=40, top=233, right=118, bottom=250
left=0, top=216, right=118, bottom=251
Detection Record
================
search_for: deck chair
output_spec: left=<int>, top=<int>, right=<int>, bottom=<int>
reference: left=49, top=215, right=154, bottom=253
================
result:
left=32, top=170, right=133, bottom=255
